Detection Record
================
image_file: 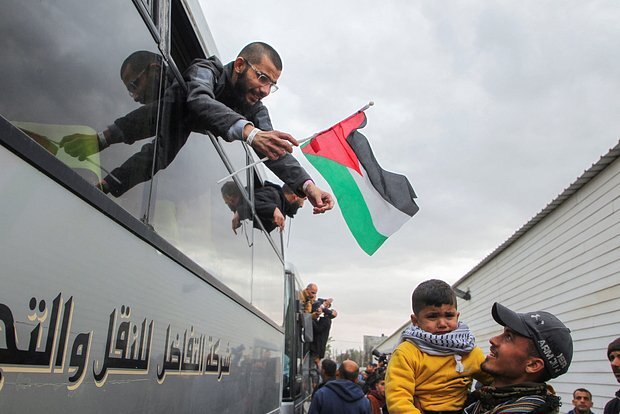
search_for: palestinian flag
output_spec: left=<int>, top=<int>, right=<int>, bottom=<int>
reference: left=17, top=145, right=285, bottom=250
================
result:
left=302, top=111, right=418, bottom=255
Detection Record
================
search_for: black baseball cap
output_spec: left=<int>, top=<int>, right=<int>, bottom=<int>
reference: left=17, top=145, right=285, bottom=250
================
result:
left=492, top=302, right=573, bottom=379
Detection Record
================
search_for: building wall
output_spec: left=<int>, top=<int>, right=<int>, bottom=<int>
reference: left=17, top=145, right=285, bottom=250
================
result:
left=455, top=155, right=620, bottom=412
left=375, top=321, right=409, bottom=356
left=364, top=334, right=388, bottom=364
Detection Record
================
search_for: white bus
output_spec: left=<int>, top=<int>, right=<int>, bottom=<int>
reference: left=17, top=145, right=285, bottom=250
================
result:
left=0, top=0, right=313, bottom=412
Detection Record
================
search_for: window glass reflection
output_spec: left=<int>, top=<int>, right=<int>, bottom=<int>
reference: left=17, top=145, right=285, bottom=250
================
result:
left=0, top=0, right=289, bottom=313
left=252, top=231, right=284, bottom=325
left=150, top=131, right=253, bottom=300
left=0, top=0, right=161, bottom=219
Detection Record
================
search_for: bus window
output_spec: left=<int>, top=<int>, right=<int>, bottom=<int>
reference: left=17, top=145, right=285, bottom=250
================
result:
left=149, top=127, right=254, bottom=300
left=252, top=231, right=285, bottom=324
left=171, top=0, right=206, bottom=73
left=0, top=0, right=163, bottom=220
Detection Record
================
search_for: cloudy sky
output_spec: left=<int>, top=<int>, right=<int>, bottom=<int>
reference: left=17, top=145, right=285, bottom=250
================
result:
left=199, top=0, right=620, bottom=353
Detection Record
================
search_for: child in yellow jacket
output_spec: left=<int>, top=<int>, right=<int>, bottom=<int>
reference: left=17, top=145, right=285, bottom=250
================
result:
left=386, top=279, right=492, bottom=414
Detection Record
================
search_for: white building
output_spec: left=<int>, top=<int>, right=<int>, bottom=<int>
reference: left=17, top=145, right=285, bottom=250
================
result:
left=455, top=140, right=620, bottom=412
left=377, top=140, right=620, bottom=412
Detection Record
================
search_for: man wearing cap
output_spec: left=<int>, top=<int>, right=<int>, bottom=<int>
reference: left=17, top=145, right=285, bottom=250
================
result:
left=464, top=302, right=573, bottom=414
left=604, top=337, right=620, bottom=414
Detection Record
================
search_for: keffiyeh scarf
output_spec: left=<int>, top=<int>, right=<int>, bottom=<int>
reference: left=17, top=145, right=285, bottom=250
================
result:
left=465, top=383, right=560, bottom=414
left=401, top=321, right=476, bottom=372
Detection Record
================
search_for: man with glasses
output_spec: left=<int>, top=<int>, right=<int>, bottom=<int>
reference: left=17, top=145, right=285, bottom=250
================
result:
left=463, top=303, right=573, bottom=414
left=60, top=50, right=165, bottom=165
left=121, top=51, right=162, bottom=105
left=61, top=43, right=333, bottom=212
left=183, top=41, right=333, bottom=213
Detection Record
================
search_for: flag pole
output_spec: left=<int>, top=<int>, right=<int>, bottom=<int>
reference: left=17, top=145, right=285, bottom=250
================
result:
left=216, top=101, right=374, bottom=184
left=216, top=133, right=317, bottom=184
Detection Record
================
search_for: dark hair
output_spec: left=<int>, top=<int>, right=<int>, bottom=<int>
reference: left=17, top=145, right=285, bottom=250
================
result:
left=573, top=388, right=592, bottom=400
left=221, top=181, right=240, bottom=197
left=374, top=372, right=385, bottom=384
left=120, top=50, right=162, bottom=77
left=239, top=42, right=282, bottom=71
left=321, top=359, right=337, bottom=377
left=338, top=363, right=359, bottom=382
left=411, top=279, right=456, bottom=315
left=282, top=184, right=296, bottom=196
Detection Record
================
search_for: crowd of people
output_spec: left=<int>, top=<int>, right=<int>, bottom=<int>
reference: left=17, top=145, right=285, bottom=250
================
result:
left=306, top=278, right=620, bottom=414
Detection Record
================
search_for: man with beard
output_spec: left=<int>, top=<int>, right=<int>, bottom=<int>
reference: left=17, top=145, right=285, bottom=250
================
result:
left=464, top=303, right=573, bottom=414
left=604, top=338, right=620, bottom=414
left=221, top=180, right=305, bottom=233
left=300, top=284, right=318, bottom=314
left=60, top=43, right=333, bottom=214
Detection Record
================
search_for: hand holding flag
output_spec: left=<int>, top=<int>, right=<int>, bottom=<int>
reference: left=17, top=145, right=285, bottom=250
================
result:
left=242, top=124, right=298, bottom=160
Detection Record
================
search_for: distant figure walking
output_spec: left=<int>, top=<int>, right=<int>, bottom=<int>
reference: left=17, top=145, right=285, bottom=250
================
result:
left=309, top=360, right=371, bottom=414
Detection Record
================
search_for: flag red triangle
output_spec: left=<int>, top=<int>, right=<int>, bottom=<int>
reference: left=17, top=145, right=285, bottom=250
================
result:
left=302, top=111, right=366, bottom=175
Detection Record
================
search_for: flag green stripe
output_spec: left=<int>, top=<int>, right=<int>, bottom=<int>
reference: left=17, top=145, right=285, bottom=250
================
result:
left=305, top=153, right=387, bottom=255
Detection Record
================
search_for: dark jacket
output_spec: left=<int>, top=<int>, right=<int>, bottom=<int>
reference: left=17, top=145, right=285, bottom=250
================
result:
left=604, top=390, right=620, bottom=414
left=105, top=56, right=311, bottom=196
left=367, top=390, right=386, bottom=414
left=315, top=376, right=336, bottom=392
left=236, top=182, right=299, bottom=233
left=309, top=379, right=371, bottom=414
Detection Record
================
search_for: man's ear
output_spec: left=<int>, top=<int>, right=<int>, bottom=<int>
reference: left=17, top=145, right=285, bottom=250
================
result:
left=233, top=57, right=246, bottom=74
left=525, top=357, right=545, bottom=376
left=410, top=314, right=418, bottom=326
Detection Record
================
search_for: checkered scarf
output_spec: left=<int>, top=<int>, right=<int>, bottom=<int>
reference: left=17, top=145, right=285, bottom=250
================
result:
left=401, top=321, right=476, bottom=372
left=464, top=383, right=560, bottom=414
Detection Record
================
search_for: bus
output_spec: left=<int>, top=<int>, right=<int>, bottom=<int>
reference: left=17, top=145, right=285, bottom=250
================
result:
left=0, top=0, right=313, bottom=412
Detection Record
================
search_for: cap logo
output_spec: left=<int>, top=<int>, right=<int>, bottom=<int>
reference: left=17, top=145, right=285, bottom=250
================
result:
left=538, top=339, right=568, bottom=374
left=530, top=314, right=544, bottom=325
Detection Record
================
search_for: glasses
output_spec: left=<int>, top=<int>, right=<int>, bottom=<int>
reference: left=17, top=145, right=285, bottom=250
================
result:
left=126, top=67, right=147, bottom=96
left=244, top=59, right=279, bottom=93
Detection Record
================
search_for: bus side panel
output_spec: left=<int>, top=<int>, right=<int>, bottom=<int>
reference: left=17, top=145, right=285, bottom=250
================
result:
left=0, top=144, right=282, bottom=413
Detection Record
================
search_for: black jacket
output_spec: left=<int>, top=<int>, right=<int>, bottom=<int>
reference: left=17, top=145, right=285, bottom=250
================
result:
left=104, top=56, right=311, bottom=196
left=237, top=182, right=299, bottom=233
left=604, top=390, right=620, bottom=414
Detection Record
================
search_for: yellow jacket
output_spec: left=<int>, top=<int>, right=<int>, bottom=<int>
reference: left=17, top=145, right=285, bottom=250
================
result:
left=385, top=340, right=492, bottom=414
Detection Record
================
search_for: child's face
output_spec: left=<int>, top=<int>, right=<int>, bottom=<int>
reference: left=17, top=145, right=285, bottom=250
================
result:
left=411, top=304, right=459, bottom=334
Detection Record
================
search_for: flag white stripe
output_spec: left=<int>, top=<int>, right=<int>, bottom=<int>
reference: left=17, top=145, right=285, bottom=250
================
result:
left=349, top=165, right=412, bottom=237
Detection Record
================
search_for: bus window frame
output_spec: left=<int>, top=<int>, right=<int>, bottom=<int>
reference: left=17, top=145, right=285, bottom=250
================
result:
left=132, top=0, right=161, bottom=45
